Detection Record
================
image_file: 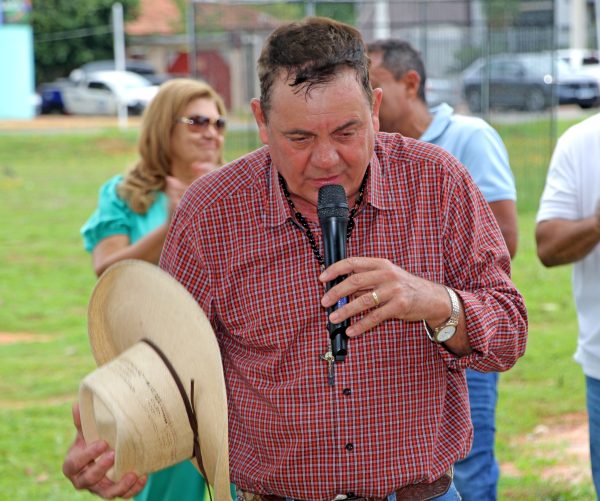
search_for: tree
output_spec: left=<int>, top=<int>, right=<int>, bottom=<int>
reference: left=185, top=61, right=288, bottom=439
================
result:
left=482, top=0, right=521, bottom=28
left=31, top=0, right=139, bottom=85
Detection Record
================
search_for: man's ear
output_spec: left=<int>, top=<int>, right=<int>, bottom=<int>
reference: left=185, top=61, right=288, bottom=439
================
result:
left=371, top=87, right=383, bottom=132
left=250, top=98, right=269, bottom=145
left=402, top=70, right=421, bottom=99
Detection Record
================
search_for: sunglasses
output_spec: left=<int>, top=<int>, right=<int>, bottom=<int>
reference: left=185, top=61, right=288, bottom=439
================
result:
left=177, top=115, right=227, bottom=133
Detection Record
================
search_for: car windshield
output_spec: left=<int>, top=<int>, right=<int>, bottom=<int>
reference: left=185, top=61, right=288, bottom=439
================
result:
left=518, top=55, right=573, bottom=78
left=465, top=54, right=581, bottom=80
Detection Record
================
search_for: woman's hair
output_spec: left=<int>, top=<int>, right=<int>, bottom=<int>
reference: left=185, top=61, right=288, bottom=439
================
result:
left=118, top=78, right=227, bottom=214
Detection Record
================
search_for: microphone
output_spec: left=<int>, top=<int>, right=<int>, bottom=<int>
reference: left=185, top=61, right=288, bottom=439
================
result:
left=317, top=184, right=349, bottom=362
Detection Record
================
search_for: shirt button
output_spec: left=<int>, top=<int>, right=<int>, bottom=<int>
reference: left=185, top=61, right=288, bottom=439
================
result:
left=342, top=388, right=352, bottom=396
left=345, top=443, right=354, bottom=451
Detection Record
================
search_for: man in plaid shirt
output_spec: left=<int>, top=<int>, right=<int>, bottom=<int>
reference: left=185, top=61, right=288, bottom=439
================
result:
left=63, top=17, right=527, bottom=501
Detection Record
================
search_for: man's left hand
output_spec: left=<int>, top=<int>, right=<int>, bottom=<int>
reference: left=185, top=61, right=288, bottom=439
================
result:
left=319, top=257, right=452, bottom=337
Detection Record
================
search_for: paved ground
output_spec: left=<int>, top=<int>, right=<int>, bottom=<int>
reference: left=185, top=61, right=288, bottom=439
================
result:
left=0, top=115, right=143, bottom=132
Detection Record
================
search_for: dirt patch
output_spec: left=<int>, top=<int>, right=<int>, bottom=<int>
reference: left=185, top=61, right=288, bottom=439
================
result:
left=95, top=136, right=137, bottom=154
left=501, top=412, right=592, bottom=485
left=0, top=332, right=52, bottom=345
left=0, top=394, right=77, bottom=410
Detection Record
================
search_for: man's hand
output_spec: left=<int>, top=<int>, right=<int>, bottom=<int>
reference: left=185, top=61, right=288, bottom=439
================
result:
left=319, top=257, right=471, bottom=355
left=320, top=257, right=451, bottom=336
left=62, top=403, right=146, bottom=499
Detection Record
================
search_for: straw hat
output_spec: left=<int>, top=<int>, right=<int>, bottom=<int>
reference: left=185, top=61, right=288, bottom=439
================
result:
left=78, top=260, right=230, bottom=500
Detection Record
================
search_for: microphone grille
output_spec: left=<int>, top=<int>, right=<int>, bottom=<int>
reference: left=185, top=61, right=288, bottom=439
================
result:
left=318, top=184, right=349, bottom=220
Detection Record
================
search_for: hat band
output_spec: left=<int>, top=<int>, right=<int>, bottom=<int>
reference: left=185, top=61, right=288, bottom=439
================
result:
left=141, top=338, right=210, bottom=493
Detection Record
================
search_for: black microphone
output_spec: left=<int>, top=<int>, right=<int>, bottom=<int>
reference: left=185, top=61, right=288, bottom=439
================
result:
left=317, top=184, right=349, bottom=362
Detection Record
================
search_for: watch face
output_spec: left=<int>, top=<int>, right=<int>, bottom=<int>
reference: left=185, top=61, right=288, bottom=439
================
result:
left=437, top=326, right=456, bottom=342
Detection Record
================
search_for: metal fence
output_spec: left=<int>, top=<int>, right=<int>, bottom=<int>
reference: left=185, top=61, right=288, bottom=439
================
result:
left=187, top=0, right=596, bottom=213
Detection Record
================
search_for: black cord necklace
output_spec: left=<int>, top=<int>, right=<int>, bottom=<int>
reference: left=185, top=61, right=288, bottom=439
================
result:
left=278, top=171, right=368, bottom=269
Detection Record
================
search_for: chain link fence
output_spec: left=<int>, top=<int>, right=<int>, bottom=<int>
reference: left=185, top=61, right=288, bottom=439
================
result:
left=187, top=0, right=597, bottom=213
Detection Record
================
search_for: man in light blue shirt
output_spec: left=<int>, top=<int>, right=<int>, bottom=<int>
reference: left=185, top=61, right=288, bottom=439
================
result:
left=368, top=39, right=518, bottom=501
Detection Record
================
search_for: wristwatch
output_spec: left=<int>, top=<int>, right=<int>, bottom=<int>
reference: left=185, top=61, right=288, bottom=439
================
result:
left=424, top=286, right=460, bottom=343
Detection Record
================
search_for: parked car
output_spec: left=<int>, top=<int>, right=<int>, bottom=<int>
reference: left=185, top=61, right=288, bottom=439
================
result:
left=556, top=48, right=599, bottom=68
left=462, top=52, right=600, bottom=112
left=77, top=59, right=170, bottom=86
left=62, top=70, right=159, bottom=116
left=557, top=48, right=600, bottom=91
left=38, top=78, right=75, bottom=114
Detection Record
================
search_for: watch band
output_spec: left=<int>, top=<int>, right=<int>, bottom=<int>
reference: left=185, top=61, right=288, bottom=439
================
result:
left=424, top=286, right=460, bottom=343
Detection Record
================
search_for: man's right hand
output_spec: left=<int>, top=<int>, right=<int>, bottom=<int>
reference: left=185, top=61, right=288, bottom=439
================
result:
left=62, top=402, right=146, bottom=499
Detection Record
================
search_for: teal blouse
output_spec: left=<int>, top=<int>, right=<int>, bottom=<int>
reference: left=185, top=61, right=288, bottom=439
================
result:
left=81, top=175, right=168, bottom=252
left=80, top=174, right=212, bottom=501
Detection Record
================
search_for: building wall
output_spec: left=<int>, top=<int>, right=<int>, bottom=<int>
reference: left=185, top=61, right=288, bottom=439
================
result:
left=0, top=25, right=35, bottom=119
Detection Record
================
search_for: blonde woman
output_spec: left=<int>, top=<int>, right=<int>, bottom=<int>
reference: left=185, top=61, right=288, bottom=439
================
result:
left=81, top=78, right=227, bottom=277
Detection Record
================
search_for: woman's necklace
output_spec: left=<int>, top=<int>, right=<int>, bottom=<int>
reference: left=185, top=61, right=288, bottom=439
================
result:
left=277, top=172, right=368, bottom=270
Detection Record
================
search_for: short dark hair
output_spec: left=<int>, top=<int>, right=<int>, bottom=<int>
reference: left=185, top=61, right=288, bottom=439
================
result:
left=257, top=17, right=373, bottom=119
left=367, top=39, right=427, bottom=102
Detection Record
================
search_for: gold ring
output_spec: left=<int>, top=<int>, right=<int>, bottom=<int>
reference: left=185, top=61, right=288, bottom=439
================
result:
left=371, top=291, right=380, bottom=307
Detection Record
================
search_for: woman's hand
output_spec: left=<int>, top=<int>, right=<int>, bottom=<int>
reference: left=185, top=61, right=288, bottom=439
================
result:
left=166, top=163, right=219, bottom=215
left=190, top=161, right=220, bottom=178
left=62, top=403, right=146, bottom=499
left=165, top=176, right=190, bottom=216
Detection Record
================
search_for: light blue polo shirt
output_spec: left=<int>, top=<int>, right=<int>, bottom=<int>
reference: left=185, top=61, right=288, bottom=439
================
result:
left=421, top=103, right=516, bottom=203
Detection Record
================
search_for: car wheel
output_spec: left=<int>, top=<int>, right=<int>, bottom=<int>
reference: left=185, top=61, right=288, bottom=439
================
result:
left=525, top=87, right=547, bottom=111
left=127, top=104, right=144, bottom=116
left=579, top=99, right=597, bottom=109
left=466, top=89, right=482, bottom=112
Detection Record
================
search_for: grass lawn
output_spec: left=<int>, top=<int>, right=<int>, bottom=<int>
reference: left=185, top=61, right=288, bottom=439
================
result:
left=0, top=117, right=596, bottom=499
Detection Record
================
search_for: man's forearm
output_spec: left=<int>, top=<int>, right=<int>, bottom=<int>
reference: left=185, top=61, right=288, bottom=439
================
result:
left=536, top=217, right=600, bottom=266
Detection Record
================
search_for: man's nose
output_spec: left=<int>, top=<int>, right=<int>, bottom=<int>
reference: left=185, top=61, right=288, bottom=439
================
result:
left=311, top=141, right=339, bottom=169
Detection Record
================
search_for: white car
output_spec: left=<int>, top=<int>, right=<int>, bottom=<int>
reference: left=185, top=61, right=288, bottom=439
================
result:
left=556, top=48, right=600, bottom=91
left=62, top=70, right=159, bottom=115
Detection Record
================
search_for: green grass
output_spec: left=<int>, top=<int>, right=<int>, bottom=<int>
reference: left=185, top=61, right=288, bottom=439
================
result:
left=0, top=120, right=596, bottom=499
left=494, top=114, right=592, bottom=213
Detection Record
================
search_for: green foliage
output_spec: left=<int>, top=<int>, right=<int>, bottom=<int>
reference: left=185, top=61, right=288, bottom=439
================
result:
left=493, top=115, right=593, bottom=214
left=451, top=46, right=485, bottom=74
left=253, top=2, right=304, bottom=20
left=482, top=0, right=521, bottom=28
left=314, top=3, right=355, bottom=24
left=31, top=0, right=140, bottom=85
left=253, top=2, right=355, bottom=24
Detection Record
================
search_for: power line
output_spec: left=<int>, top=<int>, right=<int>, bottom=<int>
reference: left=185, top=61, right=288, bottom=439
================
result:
left=35, top=25, right=112, bottom=43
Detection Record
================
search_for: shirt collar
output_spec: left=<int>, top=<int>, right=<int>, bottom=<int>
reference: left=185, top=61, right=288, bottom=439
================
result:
left=263, top=140, right=394, bottom=228
left=366, top=142, right=394, bottom=211
left=264, top=155, right=290, bottom=228
left=420, top=102, right=453, bottom=143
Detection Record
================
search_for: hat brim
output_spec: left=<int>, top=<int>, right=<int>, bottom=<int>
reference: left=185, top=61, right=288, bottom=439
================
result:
left=84, top=259, right=229, bottom=496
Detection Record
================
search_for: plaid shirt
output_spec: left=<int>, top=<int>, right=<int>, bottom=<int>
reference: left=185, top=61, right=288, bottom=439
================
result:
left=160, top=132, right=528, bottom=500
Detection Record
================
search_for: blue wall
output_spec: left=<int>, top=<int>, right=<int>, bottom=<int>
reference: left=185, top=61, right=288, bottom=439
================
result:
left=0, top=25, right=35, bottom=119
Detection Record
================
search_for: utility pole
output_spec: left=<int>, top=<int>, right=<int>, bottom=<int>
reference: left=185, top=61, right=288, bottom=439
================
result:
left=112, top=2, right=128, bottom=128
left=187, top=1, right=197, bottom=79
left=596, top=0, right=600, bottom=51
left=570, top=0, right=586, bottom=49
left=374, top=0, right=390, bottom=40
